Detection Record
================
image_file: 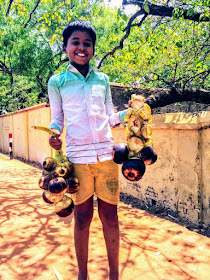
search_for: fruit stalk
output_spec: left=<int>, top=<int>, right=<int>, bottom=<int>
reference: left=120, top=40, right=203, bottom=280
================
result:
left=32, top=125, right=65, bottom=163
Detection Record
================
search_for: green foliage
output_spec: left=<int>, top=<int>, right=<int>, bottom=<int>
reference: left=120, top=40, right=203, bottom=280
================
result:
left=0, top=0, right=107, bottom=113
left=100, top=1, right=210, bottom=92
left=0, top=0, right=209, bottom=114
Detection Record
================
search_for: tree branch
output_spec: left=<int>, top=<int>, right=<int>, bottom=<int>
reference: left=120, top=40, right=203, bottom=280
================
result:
left=97, top=12, right=147, bottom=69
left=123, top=0, right=210, bottom=22
left=24, top=0, right=42, bottom=28
left=6, top=0, right=14, bottom=16
left=182, top=69, right=210, bottom=91
left=0, top=60, right=12, bottom=75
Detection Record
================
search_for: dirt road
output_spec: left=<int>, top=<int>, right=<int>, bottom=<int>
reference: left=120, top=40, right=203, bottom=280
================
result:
left=0, top=153, right=209, bottom=280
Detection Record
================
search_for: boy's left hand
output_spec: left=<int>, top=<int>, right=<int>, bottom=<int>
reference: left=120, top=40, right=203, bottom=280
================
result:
left=49, top=129, right=62, bottom=150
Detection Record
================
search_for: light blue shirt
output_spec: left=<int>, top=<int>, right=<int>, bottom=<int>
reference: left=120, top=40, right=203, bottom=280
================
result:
left=48, top=64, right=127, bottom=164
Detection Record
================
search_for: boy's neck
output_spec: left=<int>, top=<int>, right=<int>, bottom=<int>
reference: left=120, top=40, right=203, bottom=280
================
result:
left=71, top=62, right=89, bottom=77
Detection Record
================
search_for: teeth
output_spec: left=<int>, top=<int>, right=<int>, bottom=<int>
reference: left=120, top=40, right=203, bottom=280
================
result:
left=77, top=53, right=85, bottom=57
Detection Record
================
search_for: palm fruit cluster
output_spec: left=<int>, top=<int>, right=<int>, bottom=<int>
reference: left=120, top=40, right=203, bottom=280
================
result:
left=33, top=126, right=78, bottom=217
left=113, top=94, right=157, bottom=181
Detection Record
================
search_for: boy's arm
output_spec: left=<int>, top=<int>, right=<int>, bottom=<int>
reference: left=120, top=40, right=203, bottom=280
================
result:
left=104, top=75, right=127, bottom=127
left=48, top=76, right=64, bottom=150
left=48, top=76, right=64, bottom=133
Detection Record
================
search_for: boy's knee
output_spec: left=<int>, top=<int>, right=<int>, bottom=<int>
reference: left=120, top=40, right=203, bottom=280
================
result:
left=99, top=209, right=118, bottom=228
left=74, top=209, right=93, bottom=230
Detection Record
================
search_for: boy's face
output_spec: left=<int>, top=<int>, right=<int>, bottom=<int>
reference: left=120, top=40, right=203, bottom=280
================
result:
left=63, top=31, right=94, bottom=66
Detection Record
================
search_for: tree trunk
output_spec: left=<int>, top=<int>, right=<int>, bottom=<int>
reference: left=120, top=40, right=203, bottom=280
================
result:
left=144, top=88, right=210, bottom=109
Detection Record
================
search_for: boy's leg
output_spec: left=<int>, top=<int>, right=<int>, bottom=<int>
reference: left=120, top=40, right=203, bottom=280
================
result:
left=74, top=195, right=94, bottom=280
left=98, top=198, right=119, bottom=280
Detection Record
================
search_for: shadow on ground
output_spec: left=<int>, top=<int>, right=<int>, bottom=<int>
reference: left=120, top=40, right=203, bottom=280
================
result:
left=0, top=153, right=210, bottom=280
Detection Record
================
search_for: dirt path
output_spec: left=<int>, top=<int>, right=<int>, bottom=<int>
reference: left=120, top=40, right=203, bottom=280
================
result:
left=0, top=153, right=210, bottom=280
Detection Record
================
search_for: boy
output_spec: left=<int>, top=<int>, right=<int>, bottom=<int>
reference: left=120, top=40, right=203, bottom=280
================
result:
left=48, top=20, right=127, bottom=280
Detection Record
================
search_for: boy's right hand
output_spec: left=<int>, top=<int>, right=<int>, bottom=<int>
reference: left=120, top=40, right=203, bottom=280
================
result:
left=49, top=129, right=62, bottom=150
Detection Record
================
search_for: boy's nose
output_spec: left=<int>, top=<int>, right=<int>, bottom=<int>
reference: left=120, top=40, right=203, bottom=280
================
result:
left=78, top=43, right=85, bottom=49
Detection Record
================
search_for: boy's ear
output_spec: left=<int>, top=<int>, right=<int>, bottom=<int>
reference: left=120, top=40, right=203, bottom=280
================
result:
left=63, top=45, right=67, bottom=53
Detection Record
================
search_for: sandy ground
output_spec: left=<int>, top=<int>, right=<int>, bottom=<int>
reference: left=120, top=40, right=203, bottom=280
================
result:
left=0, top=152, right=210, bottom=280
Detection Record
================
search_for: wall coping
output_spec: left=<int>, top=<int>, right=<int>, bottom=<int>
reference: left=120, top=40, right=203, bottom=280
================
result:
left=1, top=102, right=209, bottom=131
left=152, top=111, right=210, bottom=130
left=0, top=103, right=46, bottom=118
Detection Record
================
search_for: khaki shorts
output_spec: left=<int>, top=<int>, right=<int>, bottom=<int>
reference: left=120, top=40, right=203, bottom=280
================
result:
left=71, top=160, right=119, bottom=205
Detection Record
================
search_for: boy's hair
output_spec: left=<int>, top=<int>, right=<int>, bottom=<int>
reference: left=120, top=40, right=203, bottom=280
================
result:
left=63, top=19, right=96, bottom=49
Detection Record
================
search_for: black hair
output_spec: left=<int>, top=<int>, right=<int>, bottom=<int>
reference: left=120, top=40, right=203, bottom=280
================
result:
left=139, top=146, right=157, bottom=165
left=63, top=19, right=96, bottom=49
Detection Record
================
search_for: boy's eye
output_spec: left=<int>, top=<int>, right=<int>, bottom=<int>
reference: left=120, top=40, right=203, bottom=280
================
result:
left=71, top=41, right=92, bottom=47
left=72, top=41, right=80, bottom=46
left=84, top=42, right=91, bottom=47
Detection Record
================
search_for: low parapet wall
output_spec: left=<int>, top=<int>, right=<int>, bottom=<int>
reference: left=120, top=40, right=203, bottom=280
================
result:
left=0, top=104, right=209, bottom=226
left=113, top=112, right=210, bottom=226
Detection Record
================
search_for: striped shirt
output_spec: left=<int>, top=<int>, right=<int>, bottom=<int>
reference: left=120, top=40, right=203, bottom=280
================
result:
left=48, top=64, right=127, bottom=164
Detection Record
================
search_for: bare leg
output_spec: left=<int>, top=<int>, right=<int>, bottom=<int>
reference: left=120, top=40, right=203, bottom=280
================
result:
left=74, top=196, right=94, bottom=280
left=98, top=199, right=119, bottom=280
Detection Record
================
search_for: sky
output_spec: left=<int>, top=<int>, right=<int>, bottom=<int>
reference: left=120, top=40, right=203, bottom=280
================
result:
left=104, top=0, right=137, bottom=15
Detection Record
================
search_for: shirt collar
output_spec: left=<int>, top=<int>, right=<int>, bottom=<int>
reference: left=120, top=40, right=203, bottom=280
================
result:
left=67, top=63, right=93, bottom=74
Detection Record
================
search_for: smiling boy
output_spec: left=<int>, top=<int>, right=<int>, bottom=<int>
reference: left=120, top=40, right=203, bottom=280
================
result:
left=48, top=20, right=127, bottom=280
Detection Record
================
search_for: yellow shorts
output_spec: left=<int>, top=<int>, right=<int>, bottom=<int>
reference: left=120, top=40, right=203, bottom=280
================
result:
left=71, top=160, right=119, bottom=206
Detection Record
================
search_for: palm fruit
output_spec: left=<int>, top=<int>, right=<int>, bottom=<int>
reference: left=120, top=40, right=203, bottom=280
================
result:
left=53, top=194, right=74, bottom=217
left=42, top=190, right=54, bottom=204
left=63, top=160, right=74, bottom=174
left=113, top=143, right=129, bottom=164
left=42, top=157, right=57, bottom=171
left=53, top=164, right=69, bottom=178
left=139, top=104, right=152, bottom=121
left=131, top=94, right=145, bottom=110
left=127, top=136, right=145, bottom=154
left=33, top=125, right=79, bottom=216
left=38, top=174, right=52, bottom=190
left=127, top=115, right=142, bottom=135
left=66, top=176, right=80, bottom=194
left=122, top=159, right=146, bottom=181
left=138, top=146, right=157, bottom=165
left=48, top=177, right=68, bottom=196
left=121, top=94, right=156, bottom=181
left=140, top=123, right=152, bottom=140
left=42, top=190, right=63, bottom=203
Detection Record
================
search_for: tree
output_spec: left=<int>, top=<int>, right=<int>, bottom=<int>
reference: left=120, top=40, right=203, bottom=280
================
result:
left=98, top=0, right=210, bottom=110
left=0, top=0, right=108, bottom=113
left=0, top=0, right=209, bottom=114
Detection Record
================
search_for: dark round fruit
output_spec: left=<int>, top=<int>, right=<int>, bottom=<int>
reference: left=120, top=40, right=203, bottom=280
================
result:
left=138, top=146, right=157, bottom=165
left=63, top=161, right=74, bottom=174
left=42, top=157, right=57, bottom=171
left=42, top=190, right=54, bottom=204
left=48, top=177, right=68, bottom=194
left=66, top=177, right=80, bottom=194
left=42, top=190, right=63, bottom=203
left=38, top=174, right=52, bottom=190
left=53, top=164, right=69, bottom=178
left=54, top=194, right=74, bottom=217
left=122, top=159, right=146, bottom=181
left=112, top=143, right=129, bottom=164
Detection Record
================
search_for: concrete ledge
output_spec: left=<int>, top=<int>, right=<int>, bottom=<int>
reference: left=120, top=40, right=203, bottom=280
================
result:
left=153, top=112, right=210, bottom=130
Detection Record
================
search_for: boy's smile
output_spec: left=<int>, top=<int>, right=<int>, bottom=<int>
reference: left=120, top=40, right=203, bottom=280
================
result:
left=64, top=31, right=94, bottom=66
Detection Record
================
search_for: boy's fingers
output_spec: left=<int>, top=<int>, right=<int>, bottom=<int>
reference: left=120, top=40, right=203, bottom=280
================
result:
left=49, top=138, right=62, bottom=150
left=49, top=130, right=62, bottom=150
